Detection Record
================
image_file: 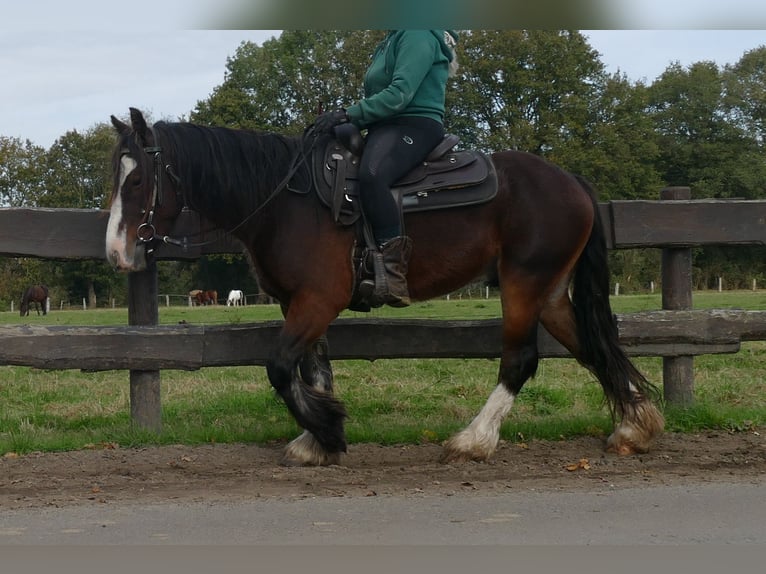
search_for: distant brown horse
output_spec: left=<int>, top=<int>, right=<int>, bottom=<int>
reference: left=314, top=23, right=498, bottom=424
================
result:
left=106, top=108, right=664, bottom=467
left=20, top=284, right=49, bottom=316
left=188, top=289, right=203, bottom=302
left=190, top=289, right=218, bottom=306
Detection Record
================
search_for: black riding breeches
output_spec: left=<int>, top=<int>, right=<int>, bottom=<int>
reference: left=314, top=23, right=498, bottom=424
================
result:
left=358, top=116, right=445, bottom=244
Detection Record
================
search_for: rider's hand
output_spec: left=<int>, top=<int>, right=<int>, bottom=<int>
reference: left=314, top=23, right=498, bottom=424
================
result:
left=313, top=109, right=349, bottom=133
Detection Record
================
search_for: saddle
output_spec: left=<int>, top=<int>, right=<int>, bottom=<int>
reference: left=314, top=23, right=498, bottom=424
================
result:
left=307, top=123, right=498, bottom=312
left=312, top=123, right=498, bottom=227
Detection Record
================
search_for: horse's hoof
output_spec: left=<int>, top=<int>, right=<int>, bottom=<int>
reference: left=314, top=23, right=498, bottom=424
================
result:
left=281, top=432, right=343, bottom=466
left=280, top=451, right=342, bottom=467
left=440, top=450, right=482, bottom=464
left=440, top=442, right=493, bottom=464
left=605, top=433, right=651, bottom=456
left=605, top=441, right=639, bottom=456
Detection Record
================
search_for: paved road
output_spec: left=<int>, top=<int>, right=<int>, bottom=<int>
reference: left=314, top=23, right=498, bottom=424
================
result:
left=2, top=481, right=765, bottom=545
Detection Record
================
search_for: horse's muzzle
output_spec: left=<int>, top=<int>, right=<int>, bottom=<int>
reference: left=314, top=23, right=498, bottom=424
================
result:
left=107, top=242, right=148, bottom=272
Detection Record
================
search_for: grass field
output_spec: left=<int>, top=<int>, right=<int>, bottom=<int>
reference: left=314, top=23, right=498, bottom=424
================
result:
left=1, top=291, right=765, bottom=454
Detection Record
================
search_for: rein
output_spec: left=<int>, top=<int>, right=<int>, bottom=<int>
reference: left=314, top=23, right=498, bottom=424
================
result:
left=134, top=125, right=320, bottom=253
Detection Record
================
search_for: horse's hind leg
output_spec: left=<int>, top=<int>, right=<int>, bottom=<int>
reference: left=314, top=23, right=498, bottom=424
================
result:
left=281, top=335, right=342, bottom=466
left=442, top=289, right=541, bottom=463
left=540, top=287, right=664, bottom=454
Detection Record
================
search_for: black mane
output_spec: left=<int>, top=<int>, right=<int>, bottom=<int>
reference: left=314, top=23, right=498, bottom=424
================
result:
left=154, top=122, right=302, bottom=224
left=113, top=120, right=305, bottom=231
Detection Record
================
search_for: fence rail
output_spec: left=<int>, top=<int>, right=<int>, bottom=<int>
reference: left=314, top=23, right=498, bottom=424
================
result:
left=2, top=188, right=766, bottom=429
left=1, top=310, right=764, bottom=371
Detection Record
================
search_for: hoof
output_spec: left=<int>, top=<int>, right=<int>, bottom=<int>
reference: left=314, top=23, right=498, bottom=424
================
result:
left=439, top=450, right=487, bottom=464
left=606, top=400, right=665, bottom=455
left=281, top=430, right=343, bottom=466
left=440, top=435, right=494, bottom=464
left=606, top=427, right=653, bottom=455
left=280, top=451, right=342, bottom=467
left=605, top=438, right=644, bottom=456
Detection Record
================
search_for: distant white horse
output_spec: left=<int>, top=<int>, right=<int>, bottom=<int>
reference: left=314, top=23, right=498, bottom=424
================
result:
left=226, top=289, right=244, bottom=306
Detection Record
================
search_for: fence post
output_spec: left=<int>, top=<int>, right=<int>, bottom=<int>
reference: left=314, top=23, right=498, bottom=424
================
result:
left=660, top=186, right=694, bottom=406
left=127, top=259, right=162, bottom=432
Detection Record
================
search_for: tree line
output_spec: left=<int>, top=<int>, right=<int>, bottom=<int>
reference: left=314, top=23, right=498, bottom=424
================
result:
left=1, top=30, right=765, bottom=309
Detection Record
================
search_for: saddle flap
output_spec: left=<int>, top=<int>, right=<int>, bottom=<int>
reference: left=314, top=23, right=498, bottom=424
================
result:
left=394, top=151, right=478, bottom=189
left=311, top=134, right=497, bottom=225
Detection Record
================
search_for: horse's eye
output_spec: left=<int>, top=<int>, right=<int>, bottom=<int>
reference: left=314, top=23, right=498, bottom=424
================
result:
left=127, top=173, right=143, bottom=190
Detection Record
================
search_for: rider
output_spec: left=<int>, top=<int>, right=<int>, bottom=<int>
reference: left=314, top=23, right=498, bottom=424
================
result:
left=314, top=30, right=458, bottom=307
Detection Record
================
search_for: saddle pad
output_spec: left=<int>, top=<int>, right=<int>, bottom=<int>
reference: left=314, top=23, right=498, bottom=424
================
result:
left=312, top=138, right=498, bottom=224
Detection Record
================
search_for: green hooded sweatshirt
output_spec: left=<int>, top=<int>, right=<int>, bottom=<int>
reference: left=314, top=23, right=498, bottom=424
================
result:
left=346, top=30, right=457, bottom=129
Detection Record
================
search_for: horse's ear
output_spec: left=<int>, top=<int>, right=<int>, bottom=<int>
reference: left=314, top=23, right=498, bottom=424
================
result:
left=111, top=114, right=129, bottom=134
left=129, top=107, right=149, bottom=145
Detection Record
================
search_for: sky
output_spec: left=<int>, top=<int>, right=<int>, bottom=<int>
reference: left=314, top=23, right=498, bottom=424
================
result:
left=1, top=2, right=765, bottom=148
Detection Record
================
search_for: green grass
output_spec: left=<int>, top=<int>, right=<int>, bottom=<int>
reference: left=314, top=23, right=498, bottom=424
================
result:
left=1, top=291, right=765, bottom=454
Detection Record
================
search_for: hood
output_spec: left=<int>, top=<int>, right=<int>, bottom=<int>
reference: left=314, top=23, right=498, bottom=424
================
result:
left=432, top=29, right=458, bottom=62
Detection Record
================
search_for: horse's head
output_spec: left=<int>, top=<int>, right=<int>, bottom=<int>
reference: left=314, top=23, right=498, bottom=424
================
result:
left=106, top=108, right=183, bottom=271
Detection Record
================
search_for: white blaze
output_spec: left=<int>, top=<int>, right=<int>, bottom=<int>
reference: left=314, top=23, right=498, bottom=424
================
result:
left=105, top=156, right=137, bottom=269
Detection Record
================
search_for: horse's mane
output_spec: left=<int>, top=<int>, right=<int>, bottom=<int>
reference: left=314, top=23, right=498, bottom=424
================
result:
left=113, top=121, right=304, bottom=228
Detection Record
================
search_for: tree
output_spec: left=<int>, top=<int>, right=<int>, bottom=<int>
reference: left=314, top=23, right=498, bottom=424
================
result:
left=724, top=46, right=766, bottom=147
left=647, top=61, right=760, bottom=199
left=721, top=46, right=766, bottom=200
left=648, top=58, right=766, bottom=288
left=561, top=73, right=663, bottom=200
left=0, top=136, right=46, bottom=207
left=447, top=30, right=604, bottom=155
left=37, top=124, right=122, bottom=307
left=39, top=124, right=114, bottom=209
left=192, top=30, right=384, bottom=133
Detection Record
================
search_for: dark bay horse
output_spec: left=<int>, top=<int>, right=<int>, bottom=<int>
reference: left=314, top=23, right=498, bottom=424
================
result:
left=106, top=108, right=664, bottom=466
left=20, top=284, right=49, bottom=316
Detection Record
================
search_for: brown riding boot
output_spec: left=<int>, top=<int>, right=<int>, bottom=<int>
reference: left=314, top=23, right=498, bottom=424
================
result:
left=379, top=236, right=413, bottom=308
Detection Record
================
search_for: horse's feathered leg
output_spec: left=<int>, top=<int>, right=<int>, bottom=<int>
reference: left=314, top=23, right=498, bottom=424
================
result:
left=539, top=178, right=664, bottom=454
left=281, top=335, right=342, bottom=466
left=568, top=183, right=664, bottom=453
left=442, top=280, right=542, bottom=463
left=267, top=301, right=347, bottom=466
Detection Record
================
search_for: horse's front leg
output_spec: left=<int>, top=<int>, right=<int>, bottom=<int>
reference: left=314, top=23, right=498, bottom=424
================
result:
left=267, top=325, right=347, bottom=467
left=281, top=335, right=342, bottom=466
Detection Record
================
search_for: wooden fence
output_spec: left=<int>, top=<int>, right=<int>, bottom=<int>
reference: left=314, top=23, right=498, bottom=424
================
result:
left=2, top=186, right=766, bottom=430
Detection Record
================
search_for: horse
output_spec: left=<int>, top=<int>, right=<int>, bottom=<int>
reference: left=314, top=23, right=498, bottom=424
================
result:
left=191, top=289, right=218, bottom=306
left=226, top=289, right=244, bottom=307
left=20, top=284, right=49, bottom=316
left=106, top=108, right=664, bottom=466
left=188, top=289, right=203, bottom=306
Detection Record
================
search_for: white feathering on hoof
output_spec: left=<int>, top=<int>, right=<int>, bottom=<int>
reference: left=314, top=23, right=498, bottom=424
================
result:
left=441, top=384, right=516, bottom=463
left=607, top=399, right=665, bottom=455
left=281, top=430, right=342, bottom=467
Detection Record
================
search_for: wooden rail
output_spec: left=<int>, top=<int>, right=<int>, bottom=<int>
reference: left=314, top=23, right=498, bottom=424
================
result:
left=0, top=310, right=764, bottom=371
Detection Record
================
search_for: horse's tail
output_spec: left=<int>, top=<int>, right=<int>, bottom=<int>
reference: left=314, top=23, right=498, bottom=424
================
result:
left=571, top=176, right=661, bottom=421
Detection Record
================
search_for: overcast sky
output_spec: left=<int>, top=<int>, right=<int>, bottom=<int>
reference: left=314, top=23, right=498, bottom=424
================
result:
left=1, top=2, right=765, bottom=148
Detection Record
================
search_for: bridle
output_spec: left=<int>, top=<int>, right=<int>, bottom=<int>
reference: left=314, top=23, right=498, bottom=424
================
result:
left=120, top=126, right=188, bottom=257
left=121, top=123, right=322, bottom=257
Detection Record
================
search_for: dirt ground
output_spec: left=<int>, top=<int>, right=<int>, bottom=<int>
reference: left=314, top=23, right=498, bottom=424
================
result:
left=2, top=431, right=764, bottom=510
